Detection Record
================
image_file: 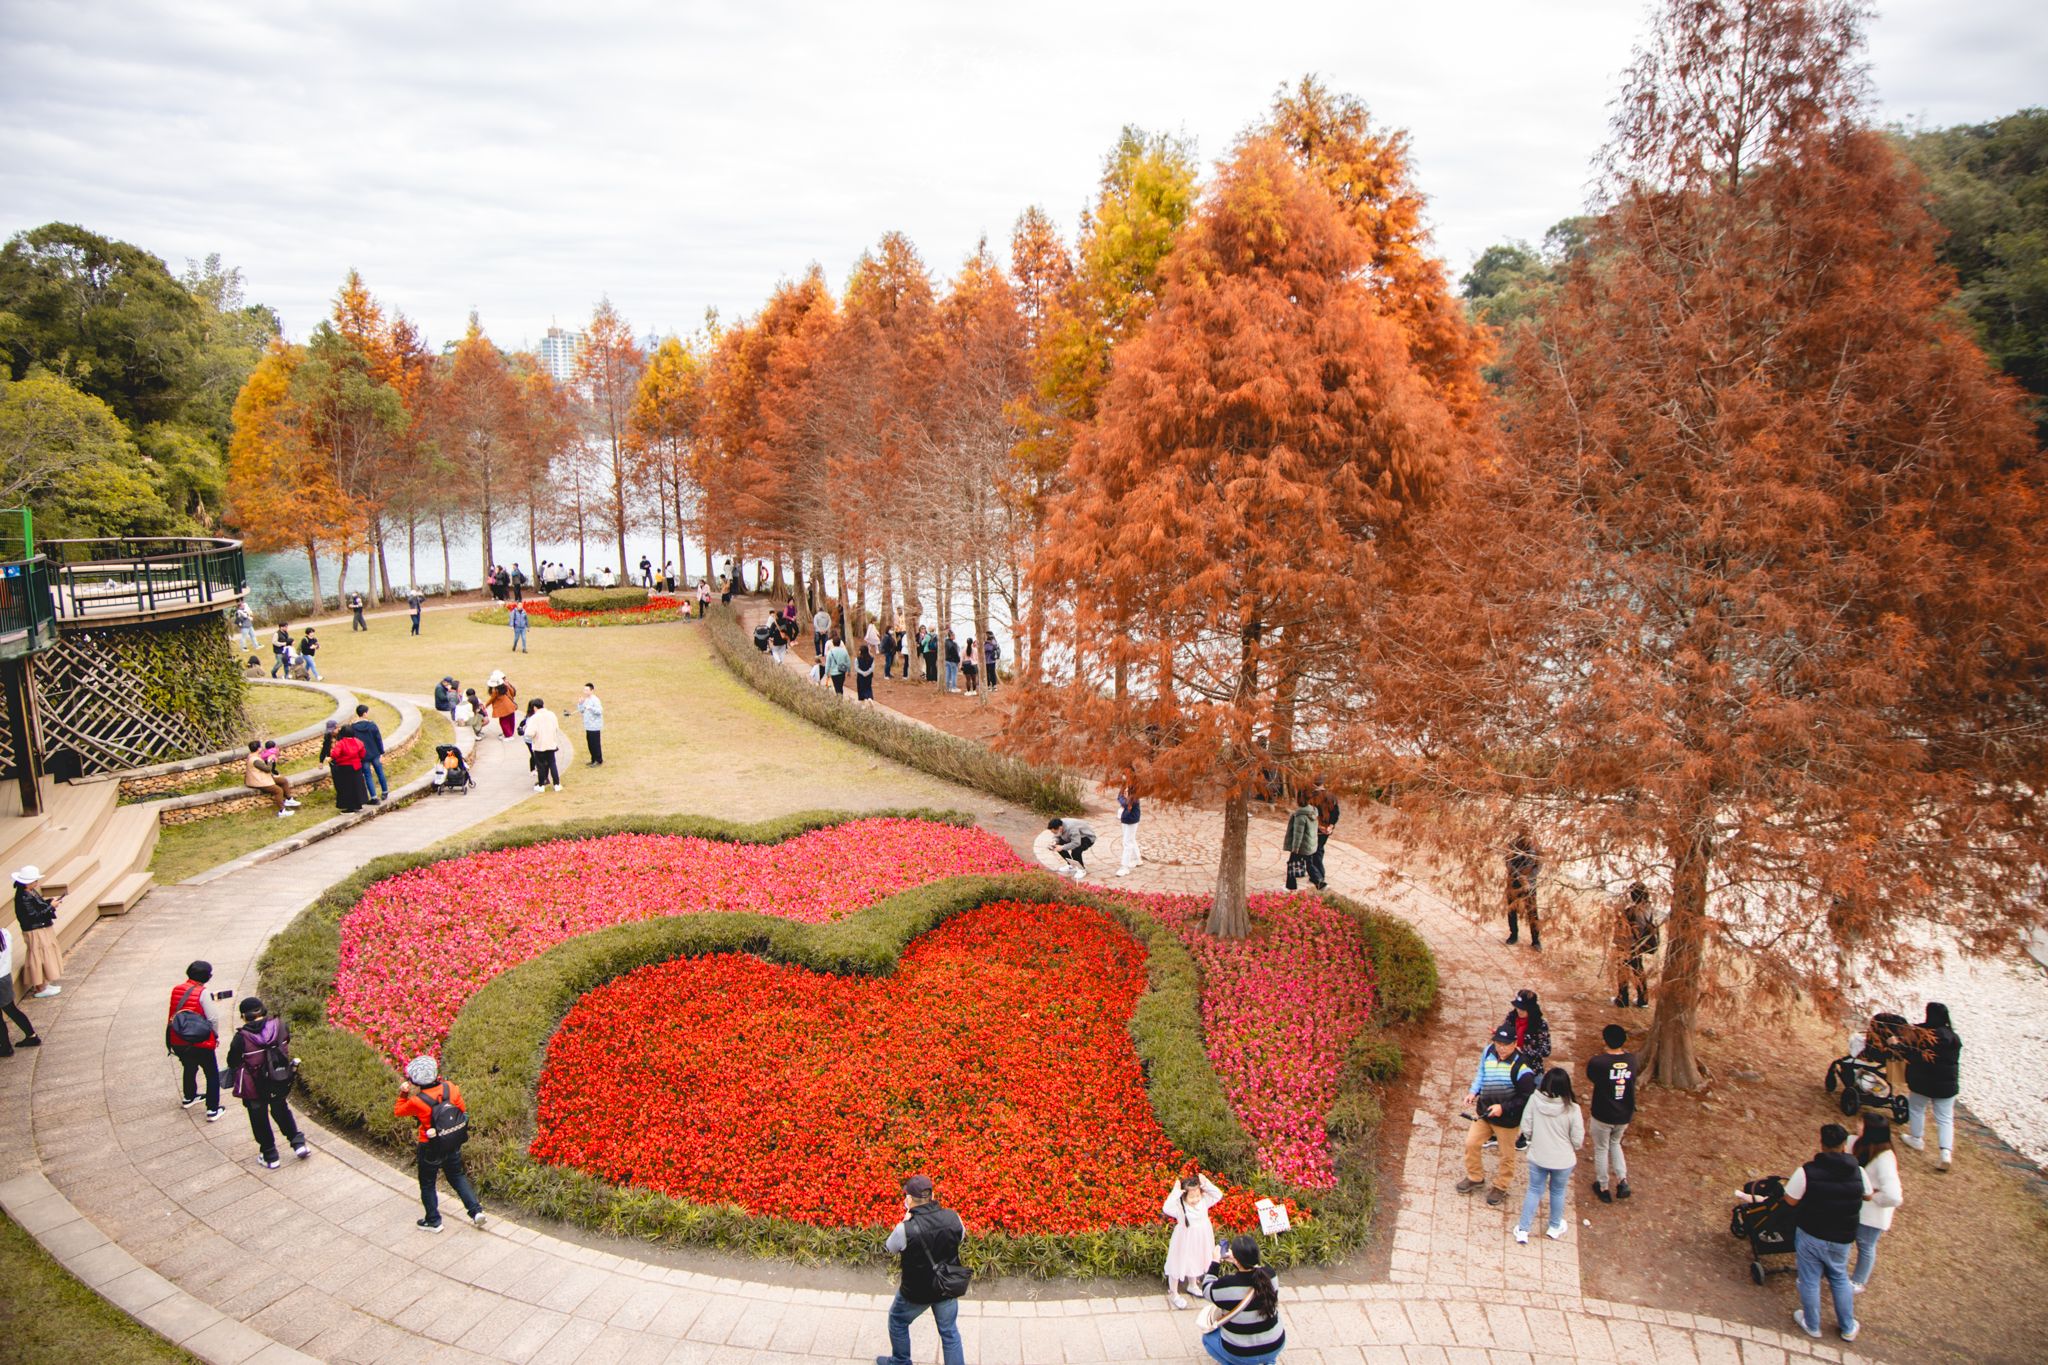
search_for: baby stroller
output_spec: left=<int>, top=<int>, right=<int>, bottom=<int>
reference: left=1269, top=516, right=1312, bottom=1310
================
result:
left=1823, top=1011, right=1912, bottom=1124
left=1730, top=1175, right=1796, bottom=1285
left=429, top=744, right=473, bottom=795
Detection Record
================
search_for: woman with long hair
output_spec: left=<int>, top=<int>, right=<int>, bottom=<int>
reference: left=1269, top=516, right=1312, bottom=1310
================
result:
left=1851, top=1115, right=1904, bottom=1292
left=1198, top=1234, right=1284, bottom=1363
left=1515, top=1067, right=1584, bottom=1244
left=1498, top=988, right=1552, bottom=1061
left=1161, top=1169, right=1223, bottom=1308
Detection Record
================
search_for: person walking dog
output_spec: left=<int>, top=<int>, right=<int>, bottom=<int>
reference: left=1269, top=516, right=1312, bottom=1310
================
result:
left=396, top=1056, right=485, bottom=1231
left=226, top=997, right=308, bottom=1169
left=877, top=1173, right=967, bottom=1365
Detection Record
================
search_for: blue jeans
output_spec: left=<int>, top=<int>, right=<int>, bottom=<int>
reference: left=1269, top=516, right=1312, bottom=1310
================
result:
left=883, top=1292, right=961, bottom=1365
left=511, top=625, right=528, bottom=652
left=303, top=658, right=321, bottom=680
left=1518, top=1162, right=1570, bottom=1233
left=944, top=661, right=959, bottom=691
left=1202, top=1331, right=1280, bottom=1365
left=1794, top=1229, right=1856, bottom=1336
left=364, top=756, right=388, bottom=798
left=1852, top=1223, right=1883, bottom=1288
left=1907, top=1092, right=1954, bottom=1151
left=239, top=625, right=256, bottom=650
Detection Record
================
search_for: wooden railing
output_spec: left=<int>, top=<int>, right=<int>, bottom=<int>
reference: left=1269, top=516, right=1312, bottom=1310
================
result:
left=0, top=556, right=59, bottom=660
left=42, top=537, right=246, bottom=622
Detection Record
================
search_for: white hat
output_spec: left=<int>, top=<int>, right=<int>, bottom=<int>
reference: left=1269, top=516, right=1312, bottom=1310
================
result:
left=487, top=670, right=506, bottom=687
left=13, top=866, right=40, bottom=885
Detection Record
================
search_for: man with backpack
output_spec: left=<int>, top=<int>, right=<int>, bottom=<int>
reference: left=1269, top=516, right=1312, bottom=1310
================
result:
left=395, top=1056, right=485, bottom=1231
left=166, top=961, right=223, bottom=1120
left=225, top=997, right=308, bottom=1169
left=877, top=1173, right=967, bottom=1365
left=1457, top=1025, right=1539, bottom=1205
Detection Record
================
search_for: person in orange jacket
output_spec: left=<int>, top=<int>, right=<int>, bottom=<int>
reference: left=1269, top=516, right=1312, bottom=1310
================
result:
left=395, top=1055, right=485, bottom=1232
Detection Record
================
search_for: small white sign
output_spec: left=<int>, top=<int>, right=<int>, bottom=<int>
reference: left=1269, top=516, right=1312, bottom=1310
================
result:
left=1255, top=1198, right=1291, bottom=1235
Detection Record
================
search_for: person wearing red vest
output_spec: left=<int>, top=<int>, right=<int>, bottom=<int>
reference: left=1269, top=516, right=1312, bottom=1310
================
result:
left=166, top=961, right=222, bottom=1119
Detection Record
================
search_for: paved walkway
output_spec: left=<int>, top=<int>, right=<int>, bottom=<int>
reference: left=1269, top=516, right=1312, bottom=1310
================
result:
left=0, top=704, right=1864, bottom=1362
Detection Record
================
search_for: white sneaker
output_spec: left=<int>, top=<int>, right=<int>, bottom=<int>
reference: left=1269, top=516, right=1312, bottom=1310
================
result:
left=1792, top=1310, right=1821, bottom=1340
left=1899, top=1133, right=1924, bottom=1150
left=1545, top=1223, right=1565, bottom=1240
left=1513, top=1228, right=1529, bottom=1244
left=278, top=810, right=293, bottom=818
left=32, top=986, right=59, bottom=997
left=1852, top=1284, right=1865, bottom=1295
left=553, top=784, right=562, bottom=792
left=533, top=784, right=543, bottom=792
left=1116, top=867, right=1132, bottom=876
left=1169, top=1293, right=1187, bottom=1309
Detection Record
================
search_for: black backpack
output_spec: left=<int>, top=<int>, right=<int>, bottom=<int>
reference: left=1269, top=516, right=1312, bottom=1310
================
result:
left=257, top=1021, right=297, bottom=1088
left=423, top=1080, right=469, bottom=1156
left=169, top=984, right=213, bottom=1045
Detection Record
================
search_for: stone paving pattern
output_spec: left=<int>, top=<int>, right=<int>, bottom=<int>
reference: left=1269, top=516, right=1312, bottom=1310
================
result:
left=0, top=689, right=1868, bottom=1363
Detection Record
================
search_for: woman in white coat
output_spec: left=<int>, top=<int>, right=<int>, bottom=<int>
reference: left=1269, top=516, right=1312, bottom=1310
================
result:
left=1852, top=1115, right=1904, bottom=1292
left=1162, top=1170, right=1223, bottom=1308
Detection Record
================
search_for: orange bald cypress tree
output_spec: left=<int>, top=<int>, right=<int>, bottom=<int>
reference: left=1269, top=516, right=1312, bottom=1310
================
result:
left=1361, top=0, right=2048, bottom=1084
left=1010, top=138, right=1460, bottom=936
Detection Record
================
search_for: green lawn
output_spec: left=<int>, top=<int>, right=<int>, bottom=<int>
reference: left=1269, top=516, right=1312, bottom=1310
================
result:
left=243, top=682, right=337, bottom=739
left=0, top=1213, right=195, bottom=1365
left=150, top=698, right=442, bottom=884
left=305, top=610, right=1031, bottom=838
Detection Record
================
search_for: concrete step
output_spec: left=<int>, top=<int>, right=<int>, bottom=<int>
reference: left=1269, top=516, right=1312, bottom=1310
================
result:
left=7, top=782, right=117, bottom=886
left=0, top=812, right=48, bottom=868
left=52, top=804, right=159, bottom=950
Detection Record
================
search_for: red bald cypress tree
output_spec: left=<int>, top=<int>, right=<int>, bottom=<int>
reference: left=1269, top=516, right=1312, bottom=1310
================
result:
left=1361, top=0, right=2048, bottom=1084
left=1010, top=138, right=1461, bottom=936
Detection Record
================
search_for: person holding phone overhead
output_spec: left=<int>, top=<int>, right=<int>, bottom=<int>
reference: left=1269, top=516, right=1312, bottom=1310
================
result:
left=1198, top=1234, right=1286, bottom=1362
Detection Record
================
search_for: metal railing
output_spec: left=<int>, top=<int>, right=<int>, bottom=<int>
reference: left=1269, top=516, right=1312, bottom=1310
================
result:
left=42, top=537, right=247, bottom=621
left=0, top=556, right=59, bottom=657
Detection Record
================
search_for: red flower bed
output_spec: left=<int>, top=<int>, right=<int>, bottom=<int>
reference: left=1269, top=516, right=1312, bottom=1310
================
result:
left=328, top=819, right=1024, bottom=1063
left=529, top=900, right=1271, bottom=1234
left=527, top=595, right=684, bottom=622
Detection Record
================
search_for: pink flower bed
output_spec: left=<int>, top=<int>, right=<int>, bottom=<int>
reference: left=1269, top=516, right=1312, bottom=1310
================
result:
left=327, top=819, right=1023, bottom=1062
left=326, top=818, right=1378, bottom=1190
left=1111, top=891, right=1376, bottom=1189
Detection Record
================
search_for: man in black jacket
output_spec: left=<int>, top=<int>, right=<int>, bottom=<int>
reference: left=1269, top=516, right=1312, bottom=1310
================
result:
left=1782, top=1123, right=1870, bottom=1342
left=1457, top=1026, right=1539, bottom=1205
left=878, top=1173, right=965, bottom=1365
left=351, top=704, right=389, bottom=804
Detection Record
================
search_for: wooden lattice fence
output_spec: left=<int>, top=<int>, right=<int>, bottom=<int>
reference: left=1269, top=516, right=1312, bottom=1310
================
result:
left=22, top=617, right=247, bottom=776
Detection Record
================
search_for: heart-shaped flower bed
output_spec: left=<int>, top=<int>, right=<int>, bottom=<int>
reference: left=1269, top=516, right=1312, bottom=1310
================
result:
left=530, top=900, right=1267, bottom=1235
left=329, top=817, right=1022, bottom=1063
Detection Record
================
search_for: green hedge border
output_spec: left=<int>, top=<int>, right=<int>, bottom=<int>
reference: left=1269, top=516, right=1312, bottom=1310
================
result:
left=258, top=811, right=1432, bottom=1278
left=467, top=604, right=688, bottom=629
left=702, top=605, right=1084, bottom=817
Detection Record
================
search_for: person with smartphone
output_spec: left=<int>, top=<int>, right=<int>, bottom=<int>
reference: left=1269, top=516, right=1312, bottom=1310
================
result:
left=166, top=961, right=223, bottom=1120
left=877, top=1173, right=967, bottom=1365
left=1198, top=1234, right=1286, bottom=1362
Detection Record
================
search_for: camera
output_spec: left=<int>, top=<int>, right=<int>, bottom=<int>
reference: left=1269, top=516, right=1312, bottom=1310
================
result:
left=211, top=989, right=234, bottom=1001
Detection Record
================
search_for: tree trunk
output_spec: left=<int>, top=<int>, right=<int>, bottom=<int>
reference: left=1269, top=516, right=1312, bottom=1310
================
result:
left=1272, top=670, right=1299, bottom=766
left=436, top=511, right=451, bottom=595
left=405, top=517, right=417, bottom=590
left=372, top=515, right=392, bottom=602
left=336, top=548, right=351, bottom=612
left=1645, top=798, right=1714, bottom=1088
left=835, top=552, right=849, bottom=635
left=854, top=551, right=868, bottom=636
left=879, top=553, right=894, bottom=632
left=305, top=541, right=323, bottom=619
left=1207, top=787, right=1252, bottom=938
left=478, top=490, right=495, bottom=585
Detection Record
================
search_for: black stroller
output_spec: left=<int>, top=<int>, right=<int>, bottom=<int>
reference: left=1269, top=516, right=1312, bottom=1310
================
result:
left=1823, top=1011, right=1912, bottom=1124
left=429, top=743, right=473, bottom=795
left=1730, top=1175, right=1797, bottom=1284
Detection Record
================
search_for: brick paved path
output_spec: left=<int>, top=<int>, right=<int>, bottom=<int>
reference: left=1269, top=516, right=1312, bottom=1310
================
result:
left=0, top=698, right=1865, bottom=1362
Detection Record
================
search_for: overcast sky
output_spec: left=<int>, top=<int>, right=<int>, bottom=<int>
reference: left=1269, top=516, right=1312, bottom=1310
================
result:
left=3, top=1, right=2040, bottom=350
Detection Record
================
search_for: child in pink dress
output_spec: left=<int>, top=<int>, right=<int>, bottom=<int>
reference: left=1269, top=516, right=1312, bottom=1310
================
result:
left=1162, top=1171, right=1223, bottom=1307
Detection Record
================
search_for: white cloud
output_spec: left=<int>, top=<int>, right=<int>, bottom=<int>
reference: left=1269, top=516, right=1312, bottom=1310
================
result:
left=3, top=0, right=2038, bottom=346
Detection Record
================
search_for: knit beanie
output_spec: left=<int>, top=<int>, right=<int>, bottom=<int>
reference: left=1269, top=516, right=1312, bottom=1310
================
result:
left=405, top=1056, right=439, bottom=1086
left=186, top=961, right=213, bottom=983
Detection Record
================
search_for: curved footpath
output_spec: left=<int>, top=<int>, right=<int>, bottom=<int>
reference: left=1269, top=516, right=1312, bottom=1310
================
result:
left=0, top=704, right=1859, bottom=1363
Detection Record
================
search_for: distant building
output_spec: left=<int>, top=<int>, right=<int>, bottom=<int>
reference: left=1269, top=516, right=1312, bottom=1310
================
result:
left=538, top=326, right=587, bottom=384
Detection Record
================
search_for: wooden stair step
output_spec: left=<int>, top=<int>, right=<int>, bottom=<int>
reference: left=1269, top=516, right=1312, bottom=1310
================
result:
left=97, top=870, right=153, bottom=914
left=41, top=852, right=99, bottom=894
